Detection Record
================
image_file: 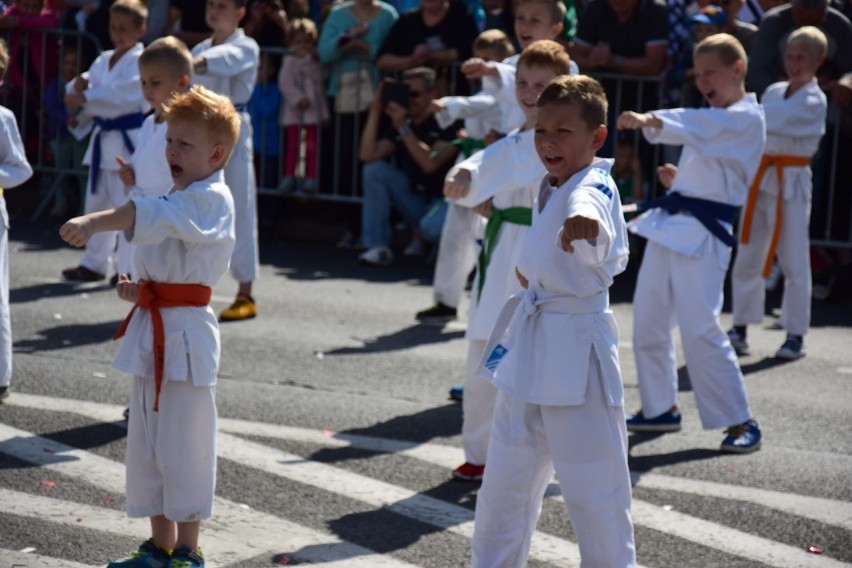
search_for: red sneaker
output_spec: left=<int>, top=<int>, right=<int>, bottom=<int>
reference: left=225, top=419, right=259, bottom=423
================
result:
left=452, top=462, right=485, bottom=481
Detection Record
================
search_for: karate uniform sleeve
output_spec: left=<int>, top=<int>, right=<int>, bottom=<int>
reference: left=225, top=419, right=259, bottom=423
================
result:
left=434, top=94, right=497, bottom=130
left=200, top=40, right=259, bottom=78
left=763, top=85, right=827, bottom=138
left=129, top=190, right=233, bottom=245
left=83, top=72, right=144, bottom=116
left=642, top=107, right=761, bottom=159
left=559, top=185, right=614, bottom=267
left=0, top=112, right=34, bottom=189
left=448, top=133, right=527, bottom=207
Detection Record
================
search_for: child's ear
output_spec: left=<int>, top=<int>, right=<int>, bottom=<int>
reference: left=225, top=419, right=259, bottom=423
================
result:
left=592, top=124, right=608, bottom=152
left=551, top=20, right=565, bottom=39
left=179, top=74, right=191, bottom=90
left=210, top=144, right=227, bottom=167
left=734, top=58, right=746, bottom=78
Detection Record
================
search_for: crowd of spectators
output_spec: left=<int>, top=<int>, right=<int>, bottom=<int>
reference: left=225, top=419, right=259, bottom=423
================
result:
left=0, top=0, right=851, bottom=293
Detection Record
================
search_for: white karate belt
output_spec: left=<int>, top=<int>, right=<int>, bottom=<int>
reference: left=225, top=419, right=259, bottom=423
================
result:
left=480, top=288, right=610, bottom=437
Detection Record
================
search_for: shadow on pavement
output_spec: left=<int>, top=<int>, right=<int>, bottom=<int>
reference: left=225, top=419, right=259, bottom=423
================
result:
left=14, top=320, right=123, bottom=352
left=325, top=324, right=464, bottom=356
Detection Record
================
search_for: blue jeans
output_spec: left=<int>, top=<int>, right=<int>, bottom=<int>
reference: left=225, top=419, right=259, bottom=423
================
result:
left=361, top=160, right=446, bottom=248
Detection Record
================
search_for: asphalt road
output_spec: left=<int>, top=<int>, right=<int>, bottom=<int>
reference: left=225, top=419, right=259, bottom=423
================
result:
left=1, top=218, right=851, bottom=568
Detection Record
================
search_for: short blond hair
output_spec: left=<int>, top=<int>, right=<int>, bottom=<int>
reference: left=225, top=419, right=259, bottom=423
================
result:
left=518, top=39, right=571, bottom=77
left=694, top=33, right=747, bottom=73
left=515, top=0, right=566, bottom=25
left=163, top=86, right=241, bottom=165
left=537, top=74, right=608, bottom=132
left=0, top=39, right=8, bottom=82
left=139, top=36, right=193, bottom=79
left=288, top=17, right=318, bottom=44
left=788, top=25, right=828, bottom=56
left=473, top=29, right=516, bottom=61
left=110, top=0, right=148, bottom=29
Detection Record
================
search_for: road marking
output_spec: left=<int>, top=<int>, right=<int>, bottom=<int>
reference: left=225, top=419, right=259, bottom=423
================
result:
left=0, top=423, right=420, bottom=568
left=7, top=393, right=852, bottom=567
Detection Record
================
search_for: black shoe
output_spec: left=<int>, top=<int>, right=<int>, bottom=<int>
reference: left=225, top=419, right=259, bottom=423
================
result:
left=0, top=386, right=8, bottom=402
left=416, top=302, right=457, bottom=322
left=62, top=265, right=105, bottom=282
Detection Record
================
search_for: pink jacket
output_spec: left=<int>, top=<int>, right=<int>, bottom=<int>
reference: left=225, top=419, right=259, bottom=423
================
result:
left=277, top=52, right=329, bottom=126
left=4, top=6, right=60, bottom=89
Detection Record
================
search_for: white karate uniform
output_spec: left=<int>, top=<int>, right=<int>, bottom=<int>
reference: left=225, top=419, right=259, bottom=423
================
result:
left=78, top=43, right=148, bottom=276
left=473, top=159, right=635, bottom=568
left=630, top=95, right=766, bottom=430
left=429, top=92, right=500, bottom=309
left=732, top=80, right=826, bottom=336
left=482, top=54, right=580, bottom=135
left=450, top=129, right=542, bottom=465
left=192, top=29, right=260, bottom=284
left=0, top=107, right=34, bottom=388
left=114, top=170, right=235, bottom=521
left=115, top=115, right=174, bottom=276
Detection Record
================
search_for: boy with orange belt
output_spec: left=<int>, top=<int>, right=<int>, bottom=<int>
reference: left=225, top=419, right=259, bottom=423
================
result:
left=729, top=26, right=828, bottom=361
left=60, top=85, right=239, bottom=568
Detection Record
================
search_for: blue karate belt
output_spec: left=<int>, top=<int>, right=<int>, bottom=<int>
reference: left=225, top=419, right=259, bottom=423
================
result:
left=638, top=191, right=739, bottom=247
left=89, top=112, right=145, bottom=194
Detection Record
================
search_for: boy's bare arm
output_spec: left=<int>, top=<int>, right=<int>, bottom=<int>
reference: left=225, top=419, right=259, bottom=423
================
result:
left=60, top=202, right=136, bottom=248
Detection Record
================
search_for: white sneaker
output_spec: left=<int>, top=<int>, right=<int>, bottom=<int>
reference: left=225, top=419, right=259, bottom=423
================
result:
left=358, top=246, right=393, bottom=266
left=403, top=240, right=426, bottom=257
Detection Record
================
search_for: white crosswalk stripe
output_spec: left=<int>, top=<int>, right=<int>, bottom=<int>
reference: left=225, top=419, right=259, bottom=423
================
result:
left=2, top=393, right=851, bottom=567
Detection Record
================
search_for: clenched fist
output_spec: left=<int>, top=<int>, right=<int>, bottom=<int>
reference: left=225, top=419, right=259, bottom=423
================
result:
left=561, top=215, right=599, bottom=253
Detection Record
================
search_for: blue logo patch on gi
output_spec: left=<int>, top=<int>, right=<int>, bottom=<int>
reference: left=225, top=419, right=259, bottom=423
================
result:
left=484, top=344, right=509, bottom=371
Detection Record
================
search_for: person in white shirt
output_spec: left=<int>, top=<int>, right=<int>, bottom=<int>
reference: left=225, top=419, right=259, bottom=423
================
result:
left=62, top=0, right=149, bottom=284
left=116, top=36, right=194, bottom=277
left=729, top=27, right=828, bottom=361
left=472, top=74, right=635, bottom=568
left=60, top=86, right=239, bottom=568
left=191, top=0, right=261, bottom=321
left=618, top=33, right=765, bottom=453
left=0, top=39, right=35, bottom=403
left=441, top=40, right=571, bottom=483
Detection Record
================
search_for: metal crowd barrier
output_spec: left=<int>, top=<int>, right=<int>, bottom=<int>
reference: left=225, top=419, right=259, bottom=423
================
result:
left=2, top=30, right=849, bottom=247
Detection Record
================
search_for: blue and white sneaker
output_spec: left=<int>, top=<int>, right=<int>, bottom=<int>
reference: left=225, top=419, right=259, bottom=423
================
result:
left=626, top=409, right=682, bottom=432
left=720, top=420, right=762, bottom=454
left=727, top=328, right=750, bottom=356
left=448, top=384, right=463, bottom=401
left=775, top=335, right=805, bottom=361
left=107, top=539, right=171, bottom=568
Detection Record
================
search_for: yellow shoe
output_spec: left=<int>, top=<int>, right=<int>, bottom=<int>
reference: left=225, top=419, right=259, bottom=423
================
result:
left=219, top=294, right=257, bottom=321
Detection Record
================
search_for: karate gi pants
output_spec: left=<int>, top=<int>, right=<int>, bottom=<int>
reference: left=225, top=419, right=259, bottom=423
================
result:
left=0, top=198, right=10, bottom=387
left=633, top=241, right=752, bottom=430
left=225, top=118, right=259, bottom=283
left=433, top=203, right=479, bottom=309
left=125, top=376, right=217, bottom=522
left=462, top=339, right=495, bottom=466
left=472, top=350, right=635, bottom=568
left=80, top=170, right=130, bottom=276
left=732, top=191, right=811, bottom=336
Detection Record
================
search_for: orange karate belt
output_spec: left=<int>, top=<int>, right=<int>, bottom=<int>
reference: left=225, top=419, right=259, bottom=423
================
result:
left=113, top=281, right=212, bottom=411
left=740, top=154, right=810, bottom=278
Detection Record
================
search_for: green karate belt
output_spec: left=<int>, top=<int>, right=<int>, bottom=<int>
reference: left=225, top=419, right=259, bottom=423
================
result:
left=477, top=206, right=532, bottom=299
